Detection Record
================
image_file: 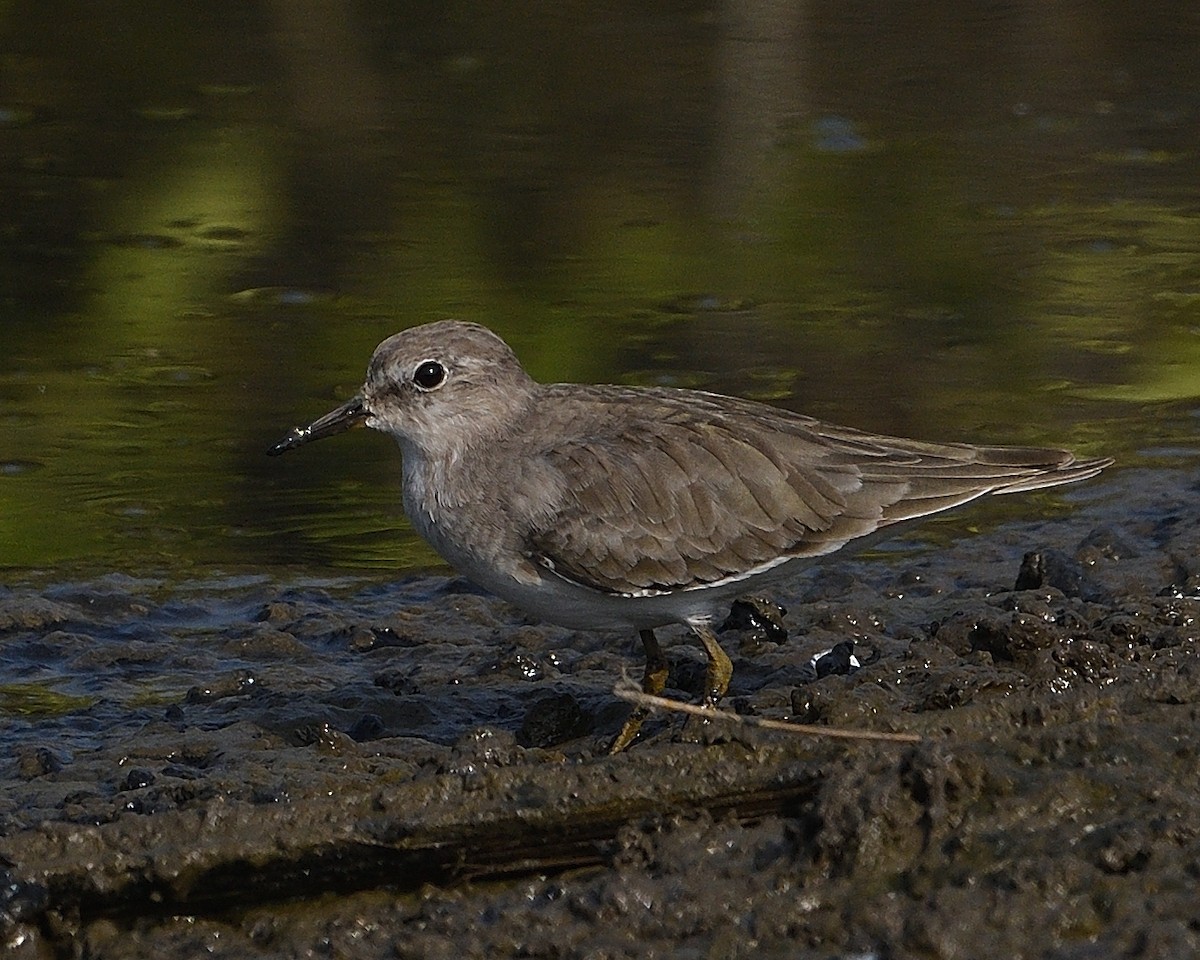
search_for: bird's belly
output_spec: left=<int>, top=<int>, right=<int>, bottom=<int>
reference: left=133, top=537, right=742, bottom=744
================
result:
left=446, top=545, right=805, bottom=633
left=472, top=567, right=717, bottom=632
left=402, top=464, right=805, bottom=632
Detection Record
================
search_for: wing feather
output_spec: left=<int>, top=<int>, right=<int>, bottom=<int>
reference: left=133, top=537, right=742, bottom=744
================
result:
left=520, top=385, right=1109, bottom=595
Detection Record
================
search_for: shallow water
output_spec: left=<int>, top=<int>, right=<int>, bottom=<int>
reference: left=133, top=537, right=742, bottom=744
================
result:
left=2, top=3, right=1200, bottom=957
left=2, top=0, right=1199, bottom=581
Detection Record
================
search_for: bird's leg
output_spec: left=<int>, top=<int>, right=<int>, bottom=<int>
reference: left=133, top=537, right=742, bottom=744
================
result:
left=693, top=622, right=733, bottom=707
left=607, top=628, right=668, bottom=754
left=669, top=622, right=735, bottom=746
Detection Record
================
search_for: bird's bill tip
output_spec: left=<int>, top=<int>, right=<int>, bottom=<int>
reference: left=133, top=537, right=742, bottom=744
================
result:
left=266, top=396, right=368, bottom=456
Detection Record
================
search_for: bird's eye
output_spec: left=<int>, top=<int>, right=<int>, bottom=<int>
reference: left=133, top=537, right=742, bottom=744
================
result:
left=413, top=360, right=446, bottom=390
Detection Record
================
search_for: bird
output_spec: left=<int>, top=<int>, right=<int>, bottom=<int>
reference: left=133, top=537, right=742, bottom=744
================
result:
left=268, top=320, right=1111, bottom=751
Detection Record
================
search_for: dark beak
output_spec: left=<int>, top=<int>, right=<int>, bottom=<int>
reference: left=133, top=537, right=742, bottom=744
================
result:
left=267, top=396, right=368, bottom=456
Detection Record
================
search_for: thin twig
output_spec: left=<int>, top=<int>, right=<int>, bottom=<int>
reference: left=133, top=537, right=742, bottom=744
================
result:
left=613, top=676, right=922, bottom=744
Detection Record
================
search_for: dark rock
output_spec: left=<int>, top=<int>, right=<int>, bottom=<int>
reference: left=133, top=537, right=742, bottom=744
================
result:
left=517, top=691, right=592, bottom=748
left=118, top=768, right=156, bottom=792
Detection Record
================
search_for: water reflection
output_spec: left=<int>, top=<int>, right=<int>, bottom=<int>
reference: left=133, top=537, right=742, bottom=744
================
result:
left=1, top=0, right=1198, bottom=578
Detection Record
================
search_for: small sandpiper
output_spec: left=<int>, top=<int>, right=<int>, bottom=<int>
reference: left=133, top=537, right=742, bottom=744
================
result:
left=268, top=320, right=1111, bottom=751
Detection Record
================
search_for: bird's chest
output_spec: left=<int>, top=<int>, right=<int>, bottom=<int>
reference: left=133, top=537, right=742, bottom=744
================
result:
left=399, top=447, right=521, bottom=572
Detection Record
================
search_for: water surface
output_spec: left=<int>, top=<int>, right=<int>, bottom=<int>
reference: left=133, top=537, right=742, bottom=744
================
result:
left=1, top=1, right=1197, bottom=579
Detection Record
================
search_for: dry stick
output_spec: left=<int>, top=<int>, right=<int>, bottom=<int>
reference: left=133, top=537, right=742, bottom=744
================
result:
left=613, top=676, right=922, bottom=744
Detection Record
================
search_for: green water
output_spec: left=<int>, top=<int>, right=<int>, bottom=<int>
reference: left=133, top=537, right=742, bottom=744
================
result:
left=1, top=1, right=1197, bottom=581
left=0, top=680, right=97, bottom=717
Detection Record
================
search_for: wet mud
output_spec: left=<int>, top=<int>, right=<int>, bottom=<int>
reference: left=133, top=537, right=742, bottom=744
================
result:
left=3, top=467, right=1200, bottom=958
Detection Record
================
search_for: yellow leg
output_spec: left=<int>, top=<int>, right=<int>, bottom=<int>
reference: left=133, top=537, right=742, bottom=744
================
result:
left=608, top=629, right=668, bottom=754
left=693, top=622, right=732, bottom=707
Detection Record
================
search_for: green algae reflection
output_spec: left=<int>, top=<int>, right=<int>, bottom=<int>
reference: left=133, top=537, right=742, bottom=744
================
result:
left=0, top=681, right=97, bottom=718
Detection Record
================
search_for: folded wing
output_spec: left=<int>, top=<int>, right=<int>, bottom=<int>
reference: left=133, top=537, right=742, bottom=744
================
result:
left=523, top=386, right=1109, bottom=596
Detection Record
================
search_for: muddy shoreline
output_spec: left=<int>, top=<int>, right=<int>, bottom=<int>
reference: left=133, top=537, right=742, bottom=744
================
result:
left=3, top=468, right=1199, bottom=958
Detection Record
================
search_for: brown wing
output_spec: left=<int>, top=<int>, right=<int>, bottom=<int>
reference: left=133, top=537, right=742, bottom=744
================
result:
left=523, top=385, right=1109, bottom=596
